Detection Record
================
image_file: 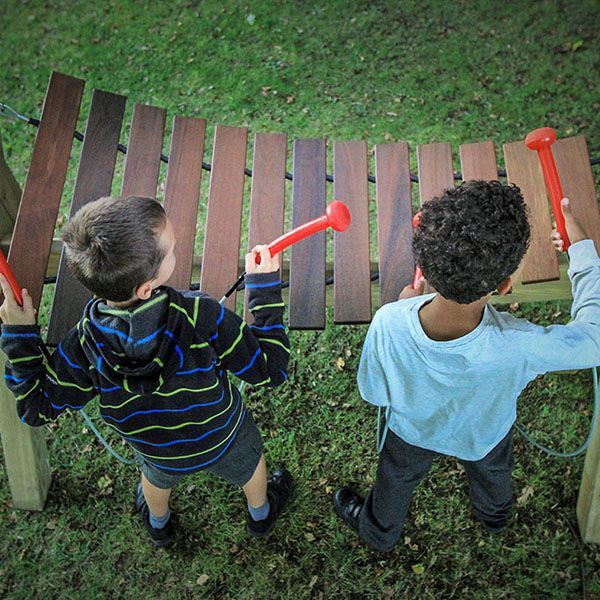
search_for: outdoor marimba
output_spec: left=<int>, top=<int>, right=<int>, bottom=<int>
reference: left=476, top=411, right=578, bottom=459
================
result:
left=1, top=71, right=599, bottom=542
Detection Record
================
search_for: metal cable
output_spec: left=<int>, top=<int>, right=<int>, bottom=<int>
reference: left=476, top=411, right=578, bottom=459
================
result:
left=3, top=101, right=599, bottom=184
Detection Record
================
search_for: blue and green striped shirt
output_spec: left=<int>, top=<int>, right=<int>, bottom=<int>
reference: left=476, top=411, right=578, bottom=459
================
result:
left=1, top=272, right=289, bottom=472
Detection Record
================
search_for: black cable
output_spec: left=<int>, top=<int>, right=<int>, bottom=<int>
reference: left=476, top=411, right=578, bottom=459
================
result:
left=3, top=103, right=596, bottom=184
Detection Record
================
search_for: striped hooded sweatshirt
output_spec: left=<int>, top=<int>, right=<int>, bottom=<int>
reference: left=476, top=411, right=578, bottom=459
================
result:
left=0, top=272, right=289, bottom=473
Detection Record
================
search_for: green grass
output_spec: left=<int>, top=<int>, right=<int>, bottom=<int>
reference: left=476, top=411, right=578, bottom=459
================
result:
left=1, top=0, right=599, bottom=597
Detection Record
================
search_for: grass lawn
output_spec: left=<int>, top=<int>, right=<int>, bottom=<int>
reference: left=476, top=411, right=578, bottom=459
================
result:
left=1, top=0, right=599, bottom=597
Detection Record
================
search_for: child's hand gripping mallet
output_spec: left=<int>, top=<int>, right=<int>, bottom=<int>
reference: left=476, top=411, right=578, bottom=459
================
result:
left=0, top=252, right=50, bottom=359
left=220, top=200, right=352, bottom=303
left=412, top=211, right=424, bottom=289
left=525, top=127, right=571, bottom=250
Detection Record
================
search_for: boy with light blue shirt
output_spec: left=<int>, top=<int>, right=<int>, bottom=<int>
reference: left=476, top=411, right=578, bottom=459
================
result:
left=333, top=180, right=600, bottom=552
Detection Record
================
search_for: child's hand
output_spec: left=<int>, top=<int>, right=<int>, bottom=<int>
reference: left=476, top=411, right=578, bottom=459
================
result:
left=0, top=275, right=37, bottom=325
left=246, top=245, right=280, bottom=274
left=552, top=198, right=587, bottom=252
left=399, top=277, right=426, bottom=300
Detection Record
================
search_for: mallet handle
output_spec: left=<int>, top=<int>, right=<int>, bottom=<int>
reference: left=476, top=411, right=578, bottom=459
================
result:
left=0, top=251, right=23, bottom=306
left=221, top=200, right=352, bottom=301
left=412, top=212, right=424, bottom=289
left=261, top=215, right=328, bottom=263
left=525, top=127, right=571, bottom=250
left=537, top=146, right=570, bottom=250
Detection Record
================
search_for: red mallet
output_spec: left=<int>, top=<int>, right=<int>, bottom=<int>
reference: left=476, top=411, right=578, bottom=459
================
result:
left=525, top=127, right=571, bottom=250
left=220, top=200, right=352, bottom=302
left=0, top=250, right=23, bottom=306
left=412, top=211, right=424, bottom=289
left=257, top=199, right=351, bottom=264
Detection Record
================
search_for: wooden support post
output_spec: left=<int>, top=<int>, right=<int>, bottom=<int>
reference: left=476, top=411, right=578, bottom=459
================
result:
left=577, top=372, right=600, bottom=543
left=0, top=128, right=50, bottom=510
left=0, top=129, right=21, bottom=237
left=0, top=352, right=51, bottom=510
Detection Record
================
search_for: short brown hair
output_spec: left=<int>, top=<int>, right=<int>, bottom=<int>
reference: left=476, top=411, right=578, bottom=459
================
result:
left=62, top=196, right=167, bottom=302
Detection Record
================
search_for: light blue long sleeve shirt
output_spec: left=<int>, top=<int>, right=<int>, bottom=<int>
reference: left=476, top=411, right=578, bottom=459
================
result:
left=358, top=240, right=600, bottom=461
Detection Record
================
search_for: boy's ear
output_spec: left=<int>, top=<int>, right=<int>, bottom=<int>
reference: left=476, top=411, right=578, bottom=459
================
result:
left=496, top=276, right=512, bottom=296
left=135, top=280, right=153, bottom=301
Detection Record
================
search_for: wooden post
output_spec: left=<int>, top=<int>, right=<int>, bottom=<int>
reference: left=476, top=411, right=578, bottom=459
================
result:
left=0, top=352, right=51, bottom=510
left=0, top=128, right=22, bottom=237
left=577, top=371, right=600, bottom=543
left=0, top=128, right=51, bottom=510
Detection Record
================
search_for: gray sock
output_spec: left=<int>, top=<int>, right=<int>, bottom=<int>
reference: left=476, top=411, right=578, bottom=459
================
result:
left=149, top=508, right=171, bottom=530
left=138, top=482, right=171, bottom=529
left=248, top=498, right=270, bottom=521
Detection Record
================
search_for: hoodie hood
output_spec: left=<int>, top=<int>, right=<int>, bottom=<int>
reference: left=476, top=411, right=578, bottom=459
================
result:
left=80, top=287, right=196, bottom=394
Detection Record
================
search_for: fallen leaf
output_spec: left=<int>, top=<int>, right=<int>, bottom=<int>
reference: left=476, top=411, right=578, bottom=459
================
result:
left=517, top=485, right=534, bottom=505
left=308, top=575, right=318, bottom=588
left=196, top=574, right=209, bottom=585
left=305, top=532, right=315, bottom=542
left=335, top=357, right=345, bottom=371
left=412, top=563, right=425, bottom=575
left=46, top=518, right=58, bottom=530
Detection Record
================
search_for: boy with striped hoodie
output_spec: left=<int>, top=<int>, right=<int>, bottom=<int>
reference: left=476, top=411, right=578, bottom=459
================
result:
left=0, top=195, right=293, bottom=547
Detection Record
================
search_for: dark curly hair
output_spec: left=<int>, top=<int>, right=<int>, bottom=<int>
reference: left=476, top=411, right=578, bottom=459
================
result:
left=413, top=180, right=530, bottom=304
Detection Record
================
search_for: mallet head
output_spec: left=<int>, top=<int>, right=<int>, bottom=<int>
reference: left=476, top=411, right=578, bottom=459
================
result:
left=525, top=127, right=557, bottom=151
left=326, top=200, right=351, bottom=232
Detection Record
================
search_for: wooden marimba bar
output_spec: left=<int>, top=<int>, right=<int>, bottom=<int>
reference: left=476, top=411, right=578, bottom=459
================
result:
left=1, top=72, right=599, bottom=542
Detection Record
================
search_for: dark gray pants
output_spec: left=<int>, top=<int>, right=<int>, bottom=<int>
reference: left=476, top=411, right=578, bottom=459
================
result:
left=358, top=428, right=514, bottom=552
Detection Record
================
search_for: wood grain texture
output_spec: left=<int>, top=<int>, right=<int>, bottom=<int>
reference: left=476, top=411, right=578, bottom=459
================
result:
left=245, top=132, right=287, bottom=322
left=578, top=387, right=600, bottom=543
left=289, top=139, right=326, bottom=329
left=7, top=71, right=84, bottom=311
left=459, top=141, right=498, bottom=182
left=417, top=143, right=455, bottom=205
left=48, top=89, right=126, bottom=344
left=333, top=140, right=371, bottom=323
left=503, top=140, right=559, bottom=283
left=121, top=104, right=166, bottom=198
left=552, top=135, right=600, bottom=252
left=163, top=116, right=206, bottom=291
left=0, top=353, right=51, bottom=510
left=375, top=142, right=413, bottom=306
left=199, top=125, right=248, bottom=311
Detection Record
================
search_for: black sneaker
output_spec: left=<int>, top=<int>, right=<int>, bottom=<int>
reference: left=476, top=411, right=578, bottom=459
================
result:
left=247, top=467, right=294, bottom=538
left=135, top=493, right=175, bottom=547
left=333, top=487, right=364, bottom=534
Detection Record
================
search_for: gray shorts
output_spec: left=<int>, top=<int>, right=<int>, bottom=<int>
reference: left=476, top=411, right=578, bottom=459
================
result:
left=132, top=409, right=264, bottom=490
